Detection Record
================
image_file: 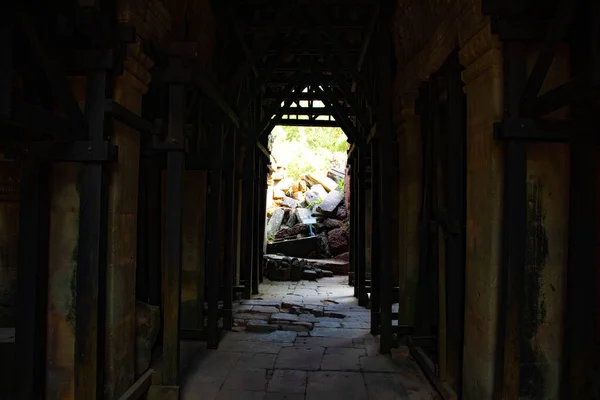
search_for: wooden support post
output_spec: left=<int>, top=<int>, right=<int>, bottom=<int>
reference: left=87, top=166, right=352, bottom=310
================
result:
left=222, top=129, right=237, bottom=330
left=444, top=57, right=466, bottom=394
left=374, top=17, right=394, bottom=354
left=75, top=67, right=108, bottom=400
left=370, top=141, right=380, bottom=336
left=252, top=149, right=261, bottom=295
left=148, top=165, right=162, bottom=307
left=162, top=83, right=185, bottom=386
left=349, top=158, right=357, bottom=293
left=256, top=145, right=268, bottom=283
left=0, top=16, right=12, bottom=119
left=497, top=41, right=528, bottom=399
left=562, top=5, right=598, bottom=395
left=16, top=161, right=49, bottom=400
left=241, top=147, right=255, bottom=299
left=357, top=147, right=368, bottom=306
left=206, top=124, right=224, bottom=348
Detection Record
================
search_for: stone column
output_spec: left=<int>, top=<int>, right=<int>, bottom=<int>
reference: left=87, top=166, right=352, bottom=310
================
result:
left=458, top=23, right=504, bottom=400
left=104, top=40, right=153, bottom=399
left=396, top=91, right=421, bottom=327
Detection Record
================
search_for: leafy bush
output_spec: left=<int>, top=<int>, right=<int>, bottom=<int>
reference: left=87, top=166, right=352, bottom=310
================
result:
left=270, top=125, right=349, bottom=181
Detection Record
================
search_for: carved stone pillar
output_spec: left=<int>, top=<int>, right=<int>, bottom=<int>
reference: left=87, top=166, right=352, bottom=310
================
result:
left=458, top=23, right=504, bottom=400
left=396, top=91, right=421, bottom=327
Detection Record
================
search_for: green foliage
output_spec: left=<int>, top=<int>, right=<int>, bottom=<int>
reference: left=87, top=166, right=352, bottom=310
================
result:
left=337, top=179, right=344, bottom=192
left=270, top=125, right=349, bottom=181
left=307, top=198, right=323, bottom=209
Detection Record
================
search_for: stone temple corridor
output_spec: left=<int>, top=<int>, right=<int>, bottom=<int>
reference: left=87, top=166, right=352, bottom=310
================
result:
left=180, top=277, right=438, bottom=399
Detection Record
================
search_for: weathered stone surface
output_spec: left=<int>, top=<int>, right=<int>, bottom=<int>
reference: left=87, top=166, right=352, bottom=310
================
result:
left=336, top=200, right=348, bottom=220
left=318, top=190, right=344, bottom=213
left=285, top=213, right=298, bottom=228
left=322, top=270, right=334, bottom=278
left=235, top=313, right=271, bottom=322
left=273, top=189, right=285, bottom=199
left=327, top=228, right=349, bottom=256
left=296, top=208, right=313, bottom=224
left=304, top=190, right=320, bottom=205
left=275, top=177, right=294, bottom=192
left=271, top=313, right=299, bottom=323
left=280, top=321, right=314, bottom=332
left=335, top=252, right=350, bottom=261
left=311, top=184, right=328, bottom=199
left=246, top=320, right=278, bottom=333
left=267, top=370, right=307, bottom=394
left=270, top=265, right=291, bottom=281
left=307, top=173, right=338, bottom=192
left=323, top=218, right=343, bottom=231
left=135, top=301, right=160, bottom=375
left=267, top=208, right=285, bottom=237
left=275, top=224, right=309, bottom=239
left=267, top=236, right=320, bottom=258
left=250, top=306, right=280, bottom=314
left=282, top=196, right=300, bottom=208
left=302, top=270, right=318, bottom=281
left=316, top=233, right=331, bottom=258
left=292, top=191, right=305, bottom=203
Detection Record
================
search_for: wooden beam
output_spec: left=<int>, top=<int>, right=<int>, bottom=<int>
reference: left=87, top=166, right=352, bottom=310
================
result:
left=228, top=3, right=297, bottom=90
left=118, top=369, right=154, bottom=400
left=16, top=161, right=49, bottom=400
left=277, top=119, right=340, bottom=127
left=162, top=82, right=185, bottom=385
left=312, top=85, right=357, bottom=142
left=75, top=67, right=107, bottom=399
left=206, top=125, right=224, bottom=349
left=352, top=4, right=379, bottom=92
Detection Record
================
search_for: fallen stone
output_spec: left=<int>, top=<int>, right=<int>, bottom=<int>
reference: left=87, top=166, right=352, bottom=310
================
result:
left=272, top=172, right=284, bottom=181
left=317, top=233, right=332, bottom=258
left=273, top=189, right=285, bottom=199
left=335, top=252, right=350, bottom=261
left=300, top=305, right=324, bottom=317
left=302, top=270, right=318, bottom=281
left=391, top=346, right=411, bottom=361
left=324, top=311, right=346, bottom=319
left=322, top=270, right=334, bottom=278
left=336, top=200, right=348, bottom=220
left=289, top=306, right=302, bottom=314
left=275, top=177, right=294, bottom=192
left=241, top=300, right=281, bottom=307
left=275, top=224, right=309, bottom=239
left=282, top=196, right=300, bottom=208
left=323, top=218, right=343, bottom=230
left=270, top=265, right=291, bottom=281
left=250, top=306, right=280, bottom=314
left=299, top=180, right=308, bottom=192
left=318, top=190, right=344, bottom=213
left=308, top=173, right=338, bottom=192
left=281, top=301, right=303, bottom=309
left=267, top=236, right=320, bottom=258
left=246, top=320, right=279, bottom=333
left=235, top=313, right=271, bottom=321
left=292, top=191, right=305, bottom=203
left=296, top=207, right=313, bottom=224
left=304, top=190, right=320, bottom=205
left=311, top=184, right=329, bottom=199
left=280, top=321, right=314, bottom=332
left=271, top=313, right=299, bottom=323
left=266, top=208, right=285, bottom=237
left=328, top=228, right=349, bottom=256
left=286, top=213, right=298, bottom=228
left=314, top=268, right=323, bottom=278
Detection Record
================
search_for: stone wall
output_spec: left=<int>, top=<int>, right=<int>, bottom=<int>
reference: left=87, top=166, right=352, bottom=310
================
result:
left=393, top=0, right=572, bottom=398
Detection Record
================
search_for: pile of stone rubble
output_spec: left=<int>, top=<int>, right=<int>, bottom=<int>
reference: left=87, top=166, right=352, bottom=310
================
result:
left=233, top=299, right=346, bottom=333
left=265, top=163, right=350, bottom=268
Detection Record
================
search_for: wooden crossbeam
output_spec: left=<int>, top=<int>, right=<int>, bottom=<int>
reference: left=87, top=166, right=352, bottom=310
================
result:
left=228, top=2, right=297, bottom=90
left=352, top=4, right=379, bottom=92
left=18, top=12, right=88, bottom=138
left=278, top=119, right=340, bottom=127
left=226, top=6, right=259, bottom=78
left=519, top=0, right=577, bottom=112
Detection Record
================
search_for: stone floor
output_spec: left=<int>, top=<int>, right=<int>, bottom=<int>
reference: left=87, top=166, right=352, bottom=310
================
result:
left=180, top=276, right=439, bottom=400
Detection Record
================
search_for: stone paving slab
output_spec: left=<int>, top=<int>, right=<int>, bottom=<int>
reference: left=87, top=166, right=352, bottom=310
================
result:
left=267, top=370, right=307, bottom=394
left=306, top=371, right=368, bottom=400
left=181, top=277, right=439, bottom=400
left=275, top=346, right=325, bottom=370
